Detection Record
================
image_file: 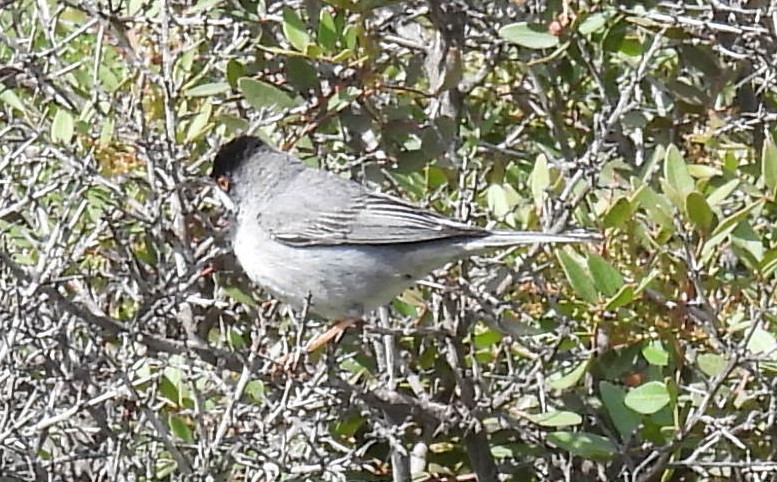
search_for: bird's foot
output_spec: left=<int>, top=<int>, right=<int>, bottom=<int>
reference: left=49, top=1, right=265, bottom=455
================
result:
left=268, top=318, right=359, bottom=377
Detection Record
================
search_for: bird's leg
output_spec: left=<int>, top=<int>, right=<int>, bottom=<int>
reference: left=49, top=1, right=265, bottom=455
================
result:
left=271, top=318, right=359, bottom=374
left=304, top=318, right=357, bottom=352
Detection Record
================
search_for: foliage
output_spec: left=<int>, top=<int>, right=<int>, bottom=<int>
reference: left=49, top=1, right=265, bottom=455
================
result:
left=1, top=0, right=776, bottom=481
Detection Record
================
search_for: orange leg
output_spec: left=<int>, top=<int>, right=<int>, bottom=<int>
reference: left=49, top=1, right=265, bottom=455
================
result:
left=304, top=318, right=356, bottom=352
left=271, top=318, right=359, bottom=373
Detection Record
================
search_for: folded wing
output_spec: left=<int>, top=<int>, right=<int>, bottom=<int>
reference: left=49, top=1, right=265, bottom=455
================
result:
left=258, top=169, right=487, bottom=247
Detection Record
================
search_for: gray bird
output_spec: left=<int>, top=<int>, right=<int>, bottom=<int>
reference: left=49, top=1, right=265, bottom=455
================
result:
left=210, top=135, right=598, bottom=320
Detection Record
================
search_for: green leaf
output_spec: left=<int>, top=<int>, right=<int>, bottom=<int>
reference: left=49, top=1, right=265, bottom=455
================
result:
left=578, top=12, right=607, bottom=35
left=634, top=269, right=660, bottom=296
left=600, top=381, right=641, bottom=438
left=184, top=101, right=212, bottom=142
left=663, top=144, right=694, bottom=207
left=549, top=358, right=590, bottom=390
left=619, top=37, right=643, bottom=57
left=318, top=8, right=338, bottom=52
left=226, top=60, right=245, bottom=89
left=0, top=89, right=26, bottom=113
left=99, top=117, right=114, bottom=146
left=603, top=197, right=632, bottom=229
left=706, top=179, right=739, bottom=207
left=603, top=285, right=635, bottom=310
left=697, top=353, right=727, bottom=377
left=587, top=253, right=624, bottom=297
left=486, top=183, right=520, bottom=221
left=732, top=221, right=763, bottom=261
left=685, top=191, right=715, bottom=233
left=222, top=285, right=258, bottom=307
left=168, top=415, right=194, bottom=443
left=342, top=24, right=358, bottom=50
left=759, top=248, right=777, bottom=277
left=238, top=77, right=297, bottom=112
left=282, top=7, right=310, bottom=52
left=286, top=57, right=319, bottom=91
left=547, top=431, right=616, bottom=459
left=499, top=22, right=560, bottom=49
left=527, top=411, right=582, bottom=427
left=530, top=154, right=550, bottom=212
left=687, top=164, right=720, bottom=179
left=624, top=381, right=670, bottom=414
left=473, top=328, right=503, bottom=349
left=762, top=131, right=777, bottom=196
left=184, top=82, right=230, bottom=97
left=51, top=109, right=74, bottom=144
left=158, top=375, right=181, bottom=406
left=746, top=327, right=777, bottom=360
left=633, top=180, right=674, bottom=229
left=701, top=200, right=764, bottom=263
left=332, top=413, right=364, bottom=438
left=215, top=114, right=249, bottom=133
left=642, top=340, right=669, bottom=366
left=228, top=328, right=247, bottom=350
left=245, top=380, right=265, bottom=403
left=666, top=79, right=708, bottom=106
left=491, top=444, right=520, bottom=459
left=557, top=248, right=597, bottom=303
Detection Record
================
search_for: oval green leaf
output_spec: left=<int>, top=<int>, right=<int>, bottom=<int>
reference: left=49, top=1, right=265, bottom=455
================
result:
left=624, top=381, right=670, bottom=414
left=168, top=414, right=194, bottom=443
left=578, top=13, right=607, bottom=35
left=746, top=327, right=777, bottom=359
left=603, top=285, right=635, bottom=311
left=641, top=340, right=669, bottom=366
left=663, top=144, right=694, bottom=203
left=318, top=8, right=338, bottom=52
left=599, top=381, right=641, bottom=438
left=222, top=285, right=258, bottom=307
left=282, top=7, right=310, bottom=52
left=686, top=191, right=715, bottom=233
left=762, top=131, right=777, bottom=196
left=697, top=353, right=727, bottom=377
left=701, top=200, right=764, bottom=263
left=184, top=101, right=212, bottom=142
left=527, top=410, right=582, bottom=427
left=51, top=108, right=74, bottom=144
left=587, top=253, right=624, bottom=297
left=603, top=197, right=632, bottom=229
left=549, top=358, right=590, bottom=390
left=238, top=77, right=297, bottom=112
left=499, top=22, right=559, bottom=49
left=226, top=60, right=245, bottom=89
left=184, top=82, right=230, bottom=97
left=0, top=89, right=26, bottom=113
left=547, top=431, right=616, bottom=459
left=530, top=154, right=550, bottom=211
left=557, top=248, right=597, bottom=303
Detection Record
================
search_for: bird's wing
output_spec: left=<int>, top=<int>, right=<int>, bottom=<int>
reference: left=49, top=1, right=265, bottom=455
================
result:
left=257, top=169, right=487, bottom=247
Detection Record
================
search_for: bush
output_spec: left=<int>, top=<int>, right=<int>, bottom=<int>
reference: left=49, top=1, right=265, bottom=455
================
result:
left=1, top=1, right=775, bottom=480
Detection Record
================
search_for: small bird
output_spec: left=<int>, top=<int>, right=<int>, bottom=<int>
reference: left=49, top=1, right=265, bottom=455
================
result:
left=210, top=135, right=598, bottom=321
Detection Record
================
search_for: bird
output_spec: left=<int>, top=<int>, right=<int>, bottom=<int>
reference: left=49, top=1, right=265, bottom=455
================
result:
left=210, top=135, right=599, bottom=323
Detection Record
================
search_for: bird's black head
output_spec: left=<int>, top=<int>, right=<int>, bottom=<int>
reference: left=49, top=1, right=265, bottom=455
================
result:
left=210, top=135, right=266, bottom=191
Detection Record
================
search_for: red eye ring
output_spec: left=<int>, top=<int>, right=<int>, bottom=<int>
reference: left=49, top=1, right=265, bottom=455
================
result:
left=216, top=175, right=231, bottom=191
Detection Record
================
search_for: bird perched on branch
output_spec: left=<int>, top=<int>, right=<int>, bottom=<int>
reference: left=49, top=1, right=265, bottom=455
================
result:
left=210, top=135, right=598, bottom=348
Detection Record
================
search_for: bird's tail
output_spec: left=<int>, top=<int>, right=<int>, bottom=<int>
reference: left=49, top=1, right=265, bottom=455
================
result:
left=465, top=229, right=601, bottom=251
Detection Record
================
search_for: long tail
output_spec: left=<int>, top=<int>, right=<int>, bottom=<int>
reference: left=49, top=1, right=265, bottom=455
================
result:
left=465, top=229, right=601, bottom=251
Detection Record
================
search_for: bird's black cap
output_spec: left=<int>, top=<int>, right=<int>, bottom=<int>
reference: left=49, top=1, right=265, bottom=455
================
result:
left=210, top=135, right=266, bottom=180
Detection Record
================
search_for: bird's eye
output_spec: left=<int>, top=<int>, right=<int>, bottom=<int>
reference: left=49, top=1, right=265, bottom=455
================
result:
left=216, top=175, right=231, bottom=191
